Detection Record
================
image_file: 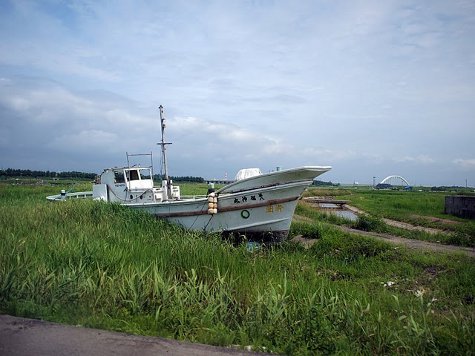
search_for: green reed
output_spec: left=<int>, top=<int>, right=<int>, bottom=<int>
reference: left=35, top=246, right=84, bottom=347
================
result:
left=0, top=184, right=474, bottom=354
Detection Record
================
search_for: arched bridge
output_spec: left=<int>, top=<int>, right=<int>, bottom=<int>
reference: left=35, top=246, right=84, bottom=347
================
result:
left=379, top=175, right=410, bottom=187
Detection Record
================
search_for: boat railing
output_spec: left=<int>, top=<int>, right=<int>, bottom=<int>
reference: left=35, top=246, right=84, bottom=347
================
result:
left=180, top=194, right=208, bottom=200
left=46, top=191, right=93, bottom=201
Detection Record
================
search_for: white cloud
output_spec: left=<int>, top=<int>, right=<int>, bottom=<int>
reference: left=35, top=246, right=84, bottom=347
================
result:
left=168, top=115, right=291, bottom=159
left=155, top=114, right=301, bottom=175
left=5, top=96, right=31, bottom=112
left=48, top=130, right=118, bottom=153
left=1, top=83, right=94, bottom=124
left=301, top=147, right=358, bottom=161
left=453, top=158, right=475, bottom=169
left=393, top=155, right=435, bottom=164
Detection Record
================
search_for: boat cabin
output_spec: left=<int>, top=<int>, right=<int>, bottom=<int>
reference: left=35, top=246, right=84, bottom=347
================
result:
left=120, top=167, right=154, bottom=190
left=93, top=166, right=180, bottom=203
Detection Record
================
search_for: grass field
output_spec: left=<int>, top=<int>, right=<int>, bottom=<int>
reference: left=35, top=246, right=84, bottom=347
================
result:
left=0, top=181, right=474, bottom=354
left=304, top=187, right=475, bottom=247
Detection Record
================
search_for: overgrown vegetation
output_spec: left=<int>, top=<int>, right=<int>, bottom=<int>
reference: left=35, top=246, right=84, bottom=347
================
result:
left=0, top=182, right=474, bottom=354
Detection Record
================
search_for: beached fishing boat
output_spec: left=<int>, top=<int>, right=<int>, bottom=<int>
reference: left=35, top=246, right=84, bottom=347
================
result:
left=47, top=106, right=331, bottom=242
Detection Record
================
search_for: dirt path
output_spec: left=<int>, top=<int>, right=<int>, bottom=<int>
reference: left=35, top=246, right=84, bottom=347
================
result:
left=0, top=314, right=267, bottom=356
left=381, top=218, right=448, bottom=235
left=411, top=214, right=461, bottom=225
left=334, top=225, right=475, bottom=257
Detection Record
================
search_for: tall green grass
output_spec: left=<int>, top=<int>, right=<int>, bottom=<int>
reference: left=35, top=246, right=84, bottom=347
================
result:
left=0, top=184, right=474, bottom=354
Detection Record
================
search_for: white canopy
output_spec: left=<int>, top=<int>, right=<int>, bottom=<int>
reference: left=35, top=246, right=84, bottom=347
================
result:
left=234, top=168, right=262, bottom=181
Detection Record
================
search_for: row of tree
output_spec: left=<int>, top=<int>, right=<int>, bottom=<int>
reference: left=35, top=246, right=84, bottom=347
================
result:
left=313, top=180, right=340, bottom=187
left=0, top=168, right=206, bottom=183
left=0, top=168, right=96, bottom=180
left=154, top=175, right=204, bottom=183
left=430, top=186, right=469, bottom=192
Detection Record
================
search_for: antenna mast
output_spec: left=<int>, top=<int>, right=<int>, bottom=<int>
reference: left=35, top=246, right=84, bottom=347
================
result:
left=158, top=105, right=172, bottom=199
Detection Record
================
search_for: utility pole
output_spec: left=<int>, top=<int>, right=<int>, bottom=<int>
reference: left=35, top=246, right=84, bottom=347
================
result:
left=158, top=105, right=172, bottom=199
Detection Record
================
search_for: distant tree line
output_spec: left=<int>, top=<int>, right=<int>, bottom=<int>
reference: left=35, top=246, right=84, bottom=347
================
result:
left=153, top=175, right=204, bottom=183
left=430, top=186, right=468, bottom=192
left=0, top=168, right=96, bottom=180
left=313, top=180, right=340, bottom=187
left=0, top=169, right=206, bottom=183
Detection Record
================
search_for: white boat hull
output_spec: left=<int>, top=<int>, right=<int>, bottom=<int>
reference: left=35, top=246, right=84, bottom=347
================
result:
left=47, top=166, right=331, bottom=242
left=130, top=180, right=311, bottom=242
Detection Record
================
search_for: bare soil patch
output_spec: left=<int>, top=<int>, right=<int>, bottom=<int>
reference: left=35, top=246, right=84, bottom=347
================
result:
left=292, top=214, right=313, bottom=223
left=290, top=234, right=318, bottom=248
left=410, top=214, right=461, bottom=225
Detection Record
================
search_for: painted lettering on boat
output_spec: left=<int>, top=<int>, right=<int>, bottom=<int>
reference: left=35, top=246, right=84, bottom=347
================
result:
left=266, top=204, right=284, bottom=213
left=234, top=193, right=265, bottom=204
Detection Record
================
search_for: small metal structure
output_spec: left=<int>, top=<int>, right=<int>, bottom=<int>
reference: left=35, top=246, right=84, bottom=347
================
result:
left=303, top=197, right=349, bottom=207
left=378, top=175, right=410, bottom=188
left=126, top=152, right=153, bottom=172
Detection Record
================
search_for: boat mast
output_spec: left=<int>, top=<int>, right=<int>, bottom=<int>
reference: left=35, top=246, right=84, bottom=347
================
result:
left=158, top=105, right=172, bottom=199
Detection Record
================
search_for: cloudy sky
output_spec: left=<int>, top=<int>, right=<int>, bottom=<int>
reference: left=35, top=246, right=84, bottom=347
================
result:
left=1, top=0, right=474, bottom=186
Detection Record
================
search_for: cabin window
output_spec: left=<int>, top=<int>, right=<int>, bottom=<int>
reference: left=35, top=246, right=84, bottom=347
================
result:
left=114, top=171, right=125, bottom=183
left=139, top=169, right=151, bottom=180
left=127, top=170, right=140, bottom=181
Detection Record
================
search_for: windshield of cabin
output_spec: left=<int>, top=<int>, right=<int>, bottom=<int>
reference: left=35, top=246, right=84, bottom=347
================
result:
left=139, top=169, right=152, bottom=180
